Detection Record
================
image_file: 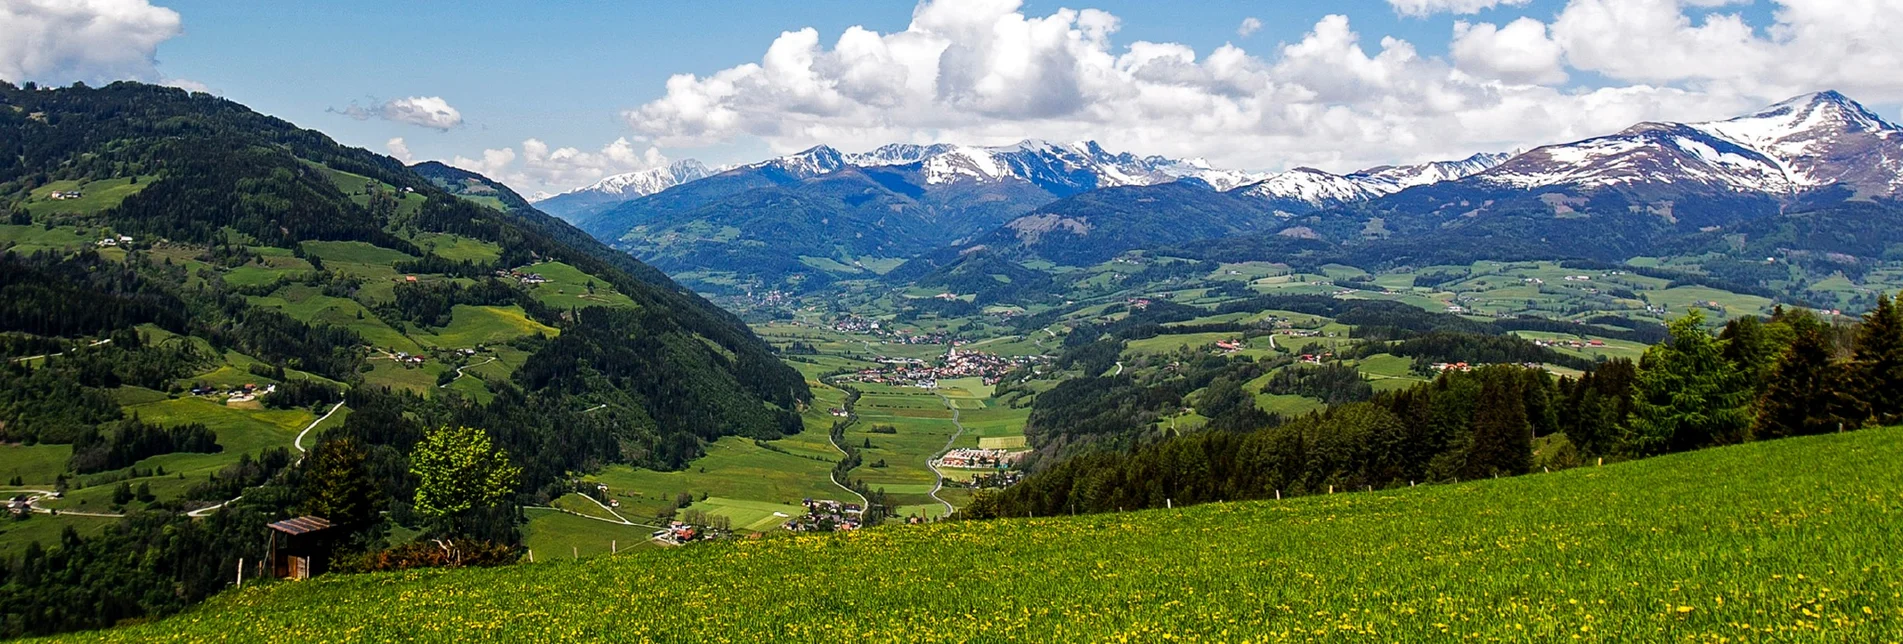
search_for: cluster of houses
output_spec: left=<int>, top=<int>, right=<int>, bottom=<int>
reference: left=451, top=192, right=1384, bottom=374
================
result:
left=1215, top=340, right=1244, bottom=354
left=391, top=351, right=427, bottom=367
left=1298, top=353, right=1330, bottom=365
left=836, top=349, right=1039, bottom=388
left=781, top=498, right=864, bottom=532
left=48, top=190, right=83, bottom=200
left=1532, top=338, right=1608, bottom=350
left=94, top=234, right=134, bottom=248
left=8, top=496, right=36, bottom=517
left=1433, top=361, right=1553, bottom=373
left=494, top=268, right=549, bottom=285
left=190, top=382, right=277, bottom=403
left=651, top=521, right=709, bottom=545
left=934, top=448, right=1023, bottom=470
left=742, top=289, right=792, bottom=308
left=827, top=317, right=950, bottom=345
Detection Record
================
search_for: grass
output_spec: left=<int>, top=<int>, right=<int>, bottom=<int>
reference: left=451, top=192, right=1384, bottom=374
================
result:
left=683, top=497, right=806, bottom=533
left=0, top=443, right=73, bottom=485
left=411, top=305, right=558, bottom=349
left=25, top=177, right=151, bottom=217
left=0, top=224, right=95, bottom=255
left=0, top=513, right=118, bottom=558
left=521, top=509, right=657, bottom=562
left=584, top=431, right=840, bottom=521
left=64, top=427, right=1903, bottom=642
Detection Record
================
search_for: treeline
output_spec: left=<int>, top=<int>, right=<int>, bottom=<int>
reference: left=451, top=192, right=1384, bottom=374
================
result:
left=261, top=378, right=342, bottom=410
left=967, top=295, right=1903, bottom=519
left=67, top=416, right=220, bottom=474
left=1259, top=363, right=1373, bottom=405
left=967, top=365, right=1559, bottom=517
left=1021, top=350, right=1276, bottom=458
left=0, top=332, right=204, bottom=444
left=386, top=278, right=559, bottom=329
left=1352, top=332, right=1598, bottom=371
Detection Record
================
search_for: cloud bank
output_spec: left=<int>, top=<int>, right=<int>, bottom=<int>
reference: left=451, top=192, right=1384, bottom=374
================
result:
left=0, top=0, right=182, bottom=85
left=448, top=137, right=671, bottom=193
left=603, top=0, right=1903, bottom=176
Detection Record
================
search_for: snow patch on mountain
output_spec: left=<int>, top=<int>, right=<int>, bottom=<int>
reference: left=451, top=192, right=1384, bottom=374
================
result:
left=1475, top=91, right=1903, bottom=197
left=1350, top=152, right=1516, bottom=194
left=536, top=160, right=713, bottom=203
left=1235, top=168, right=1381, bottom=205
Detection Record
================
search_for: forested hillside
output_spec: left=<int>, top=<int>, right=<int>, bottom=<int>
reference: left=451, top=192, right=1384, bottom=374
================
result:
left=0, top=81, right=806, bottom=637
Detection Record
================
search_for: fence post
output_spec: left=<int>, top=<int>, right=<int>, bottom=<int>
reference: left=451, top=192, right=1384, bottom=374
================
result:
left=236, top=558, right=244, bottom=588
left=613, top=540, right=618, bottom=554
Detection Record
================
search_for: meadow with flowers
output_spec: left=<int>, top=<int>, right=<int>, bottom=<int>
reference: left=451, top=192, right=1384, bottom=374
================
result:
left=57, top=426, right=1901, bottom=643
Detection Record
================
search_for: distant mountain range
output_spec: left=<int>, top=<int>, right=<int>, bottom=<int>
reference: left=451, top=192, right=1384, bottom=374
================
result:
left=538, top=90, right=1903, bottom=293
left=533, top=160, right=714, bottom=225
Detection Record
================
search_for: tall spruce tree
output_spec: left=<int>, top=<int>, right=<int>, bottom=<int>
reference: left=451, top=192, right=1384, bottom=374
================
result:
left=1465, top=369, right=1531, bottom=478
left=1755, top=321, right=1867, bottom=438
left=1852, top=293, right=1903, bottom=425
left=1628, top=311, right=1753, bottom=454
left=301, top=437, right=383, bottom=530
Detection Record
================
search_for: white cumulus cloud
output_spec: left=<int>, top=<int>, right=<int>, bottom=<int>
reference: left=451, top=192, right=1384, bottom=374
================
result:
left=1238, top=17, right=1263, bottom=38
left=334, top=96, right=464, bottom=131
left=0, top=0, right=182, bottom=85
left=1451, top=18, right=1567, bottom=85
left=448, top=138, right=670, bottom=194
left=1387, top=0, right=1532, bottom=17
left=616, top=0, right=1766, bottom=175
left=386, top=137, right=414, bottom=164
left=604, top=0, right=1903, bottom=178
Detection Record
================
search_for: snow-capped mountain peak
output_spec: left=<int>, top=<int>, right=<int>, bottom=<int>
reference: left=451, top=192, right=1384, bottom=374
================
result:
left=1235, top=167, right=1381, bottom=207
left=542, top=159, right=713, bottom=203
left=1472, top=90, right=1903, bottom=197
left=1349, top=151, right=1517, bottom=194
left=835, top=139, right=1268, bottom=193
left=758, top=145, right=848, bottom=178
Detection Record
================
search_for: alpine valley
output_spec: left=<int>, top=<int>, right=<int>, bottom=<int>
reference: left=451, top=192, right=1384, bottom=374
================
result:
left=6, top=78, right=1903, bottom=643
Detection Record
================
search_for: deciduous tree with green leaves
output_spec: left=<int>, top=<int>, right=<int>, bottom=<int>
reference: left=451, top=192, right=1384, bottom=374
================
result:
left=410, top=425, right=521, bottom=535
left=1628, top=311, right=1753, bottom=454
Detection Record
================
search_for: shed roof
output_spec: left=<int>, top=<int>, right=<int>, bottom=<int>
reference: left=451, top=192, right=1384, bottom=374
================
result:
left=267, top=516, right=334, bottom=535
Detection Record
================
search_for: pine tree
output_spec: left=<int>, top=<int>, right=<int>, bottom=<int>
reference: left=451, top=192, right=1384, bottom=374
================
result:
left=301, top=437, right=383, bottom=529
left=1628, top=311, right=1753, bottom=454
left=1465, top=369, right=1530, bottom=478
left=1852, top=293, right=1903, bottom=425
left=1754, top=322, right=1867, bottom=438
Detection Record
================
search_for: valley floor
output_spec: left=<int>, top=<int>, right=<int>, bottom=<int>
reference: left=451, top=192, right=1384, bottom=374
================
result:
left=59, top=427, right=1903, bottom=642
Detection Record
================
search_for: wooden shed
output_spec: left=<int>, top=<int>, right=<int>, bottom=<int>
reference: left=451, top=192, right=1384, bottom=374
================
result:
left=267, top=516, right=337, bottom=580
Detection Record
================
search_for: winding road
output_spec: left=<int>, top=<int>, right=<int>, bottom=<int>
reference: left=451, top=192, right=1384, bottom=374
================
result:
left=190, top=400, right=346, bottom=519
left=294, top=400, right=349, bottom=457
left=8, top=338, right=111, bottom=364
left=438, top=356, right=497, bottom=388
left=825, top=427, right=872, bottom=508
left=925, top=394, right=970, bottom=517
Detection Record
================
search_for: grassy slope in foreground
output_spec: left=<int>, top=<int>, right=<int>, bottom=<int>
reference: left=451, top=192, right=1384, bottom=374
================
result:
left=63, top=429, right=1903, bottom=643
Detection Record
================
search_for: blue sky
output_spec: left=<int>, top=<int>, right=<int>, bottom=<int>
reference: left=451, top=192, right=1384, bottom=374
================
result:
left=5, top=0, right=1889, bottom=197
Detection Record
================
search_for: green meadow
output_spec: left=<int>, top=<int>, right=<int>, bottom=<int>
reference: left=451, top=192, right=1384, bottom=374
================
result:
left=64, top=427, right=1903, bottom=643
